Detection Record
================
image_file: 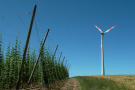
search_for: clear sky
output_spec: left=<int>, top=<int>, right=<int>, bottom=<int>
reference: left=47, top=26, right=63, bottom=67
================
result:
left=0, top=0, right=135, bottom=77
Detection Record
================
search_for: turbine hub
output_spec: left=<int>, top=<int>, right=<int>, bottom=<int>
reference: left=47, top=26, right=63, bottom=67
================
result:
left=101, top=32, right=104, bottom=35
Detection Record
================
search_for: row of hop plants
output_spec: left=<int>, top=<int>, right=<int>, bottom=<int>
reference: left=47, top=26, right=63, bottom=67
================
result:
left=0, top=36, right=69, bottom=89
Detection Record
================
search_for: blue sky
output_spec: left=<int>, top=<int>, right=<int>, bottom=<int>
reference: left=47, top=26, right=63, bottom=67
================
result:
left=0, top=0, right=135, bottom=77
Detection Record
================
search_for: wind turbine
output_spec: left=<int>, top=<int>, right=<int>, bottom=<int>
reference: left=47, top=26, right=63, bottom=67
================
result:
left=94, top=25, right=116, bottom=76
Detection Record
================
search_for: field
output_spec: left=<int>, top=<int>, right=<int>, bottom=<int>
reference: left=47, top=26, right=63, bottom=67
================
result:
left=0, top=36, right=134, bottom=90
left=75, top=75, right=135, bottom=90
left=35, top=75, right=135, bottom=90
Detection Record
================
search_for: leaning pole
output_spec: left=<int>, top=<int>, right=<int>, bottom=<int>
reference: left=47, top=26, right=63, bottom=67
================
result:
left=16, top=5, right=37, bottom=90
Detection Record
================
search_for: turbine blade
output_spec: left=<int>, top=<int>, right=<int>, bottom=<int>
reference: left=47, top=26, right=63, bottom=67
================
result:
left=94, top=25, right=102, bottom=32
left=104, top=25, right=116, bottom=33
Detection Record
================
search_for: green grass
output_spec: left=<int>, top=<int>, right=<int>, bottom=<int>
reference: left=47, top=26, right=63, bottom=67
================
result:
left=75, top=76, right=128, bottom=90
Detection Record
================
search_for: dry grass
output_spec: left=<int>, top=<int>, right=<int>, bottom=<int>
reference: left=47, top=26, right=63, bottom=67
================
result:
left=93, top=75, right=135, bottom=90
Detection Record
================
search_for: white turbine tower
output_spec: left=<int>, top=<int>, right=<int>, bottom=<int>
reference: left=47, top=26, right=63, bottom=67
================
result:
left=94, top=25, right=116, bottom=76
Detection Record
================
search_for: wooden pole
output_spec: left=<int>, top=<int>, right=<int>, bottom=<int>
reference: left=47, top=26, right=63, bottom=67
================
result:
left=16, top=5, right=37, bottom=90
left=49, top=45, right=58, bottom=84
left=65, top=60, right=67, bottom=66
left=61, top=56, right=65, bottom=79
left=28, top=29, right=49, bottom=84
left=52, top=45, right=58, bottom=61
left=67, top=64, right=70, bottom=78
left=66, top=63, right=69, bottom=68
left=62, top=56, right=65, bottom=64
left=58, top=52, right=62, bottom=63
left=57, top=52, right=62, bottom=81
left=68, top=64, right=71, bottom=71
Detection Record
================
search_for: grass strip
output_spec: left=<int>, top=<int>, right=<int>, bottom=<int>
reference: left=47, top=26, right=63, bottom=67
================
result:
left=76, top=76, right=128, bottom=90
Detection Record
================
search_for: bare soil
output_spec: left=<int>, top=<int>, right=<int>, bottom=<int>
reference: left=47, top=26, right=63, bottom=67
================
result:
left=60, top=78, right=81, bottom=90
left=15, top=78, right=81, bottom=90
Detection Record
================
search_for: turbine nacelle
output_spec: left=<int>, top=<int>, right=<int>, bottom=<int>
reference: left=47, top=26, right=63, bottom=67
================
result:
left=101, top=32, right=104, bottom=35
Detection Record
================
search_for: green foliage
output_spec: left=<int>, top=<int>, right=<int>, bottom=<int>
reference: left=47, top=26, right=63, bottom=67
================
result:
left=4, top=45, right=11, bottom=88
left=0, top=37, right=5, bottom=88
left=0, top=37, right=69, bottom=89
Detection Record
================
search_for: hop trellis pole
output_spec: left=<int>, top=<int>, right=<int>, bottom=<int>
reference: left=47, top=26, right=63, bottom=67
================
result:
left=16, top=5, right=37, bottom=90
left=28, top=29, right=49, bottom=84
left=0, top=4, right=71, bottom=89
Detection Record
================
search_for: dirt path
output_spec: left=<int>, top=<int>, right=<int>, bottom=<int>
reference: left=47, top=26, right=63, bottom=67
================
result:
left=18, top=78, right=81, bottom=90
left=61, top=78, right=81, bottom=90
